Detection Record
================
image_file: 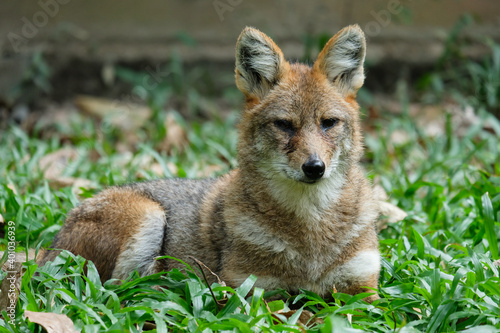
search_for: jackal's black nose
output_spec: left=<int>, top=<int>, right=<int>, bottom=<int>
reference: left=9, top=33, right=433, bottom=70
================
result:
left=302, top=157, right=325, bottom=180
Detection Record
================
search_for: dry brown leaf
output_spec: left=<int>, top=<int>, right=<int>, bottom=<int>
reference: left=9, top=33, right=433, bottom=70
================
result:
left=48, top=177, right=95, bottom=190
left=113, top=151, right=134, bottom=168
left=1, top=251, right=36, bottom=271
left=377, top=201, right=408, bottom=231
left=374, top=97, right=487, bottom=137
left=373, top=100, right=488, bottom=147
left=414, top=105, right=446, bottom=137
left=142, top=322, right=157, bottom=330
left=379, top=201, right=408, bottom=223
left=50, top=178, right=97, bottom=197
left=0, top=269, right=21, bottom=314
left=133, top=155, right=155, bottom=179
left=136, top=162, right=178, bottom=179
left=196, top=164, right=225, bottom=178
left=448, top=104, right=483, bottom=137
left=25, top=311, right=79, bottom=333
left=75, top=95, right=152, bottom=147
left=390, top=130, right=410, bottom=146
left=75, top=95, right=151, bottom=133
left=373, top=185, right=388, bottom=201
left=20, top=154, right=31, bottom=167
left=7, top=184, right=17, bottom=195
left=147, top=162, right=178, bottom=177
left=274, top=309, right=322, bottom=330
left=0, top=251, right=35, bottom=314
left=158, top=113, right=188, bottom=154
left=24, top=103, right=82, bottom=137
left=413, top=307, right=423, bottom=319
left=39, top=148, right=96, bottom=193
left=373, top=185, right=408, bottom=231
left=39, top=148, right=79, bottom=180
left=152, top=163, right=167, bottom=176
left=402, top=103, right=486, bottom=138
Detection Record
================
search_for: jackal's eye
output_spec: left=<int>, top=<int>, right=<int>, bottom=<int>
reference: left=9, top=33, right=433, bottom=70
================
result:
left=273, top=119, right=295, bottom=134
left=321, top=118, right=339, bottom=131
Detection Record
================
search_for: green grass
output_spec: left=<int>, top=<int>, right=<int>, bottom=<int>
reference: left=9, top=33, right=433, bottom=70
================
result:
left=2, top=55, right=500, bottom=332
left=1, top=101, right=499, bottom=332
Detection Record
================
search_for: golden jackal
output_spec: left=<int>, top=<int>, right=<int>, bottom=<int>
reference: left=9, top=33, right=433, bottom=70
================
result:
left=39, top=25, right=380, bottom=301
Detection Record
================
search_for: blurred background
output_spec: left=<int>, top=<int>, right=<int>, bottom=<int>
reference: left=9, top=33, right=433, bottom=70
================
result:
left=0, top=0, right=499, bottom=190
left=1, top=0, right=500, bottom=119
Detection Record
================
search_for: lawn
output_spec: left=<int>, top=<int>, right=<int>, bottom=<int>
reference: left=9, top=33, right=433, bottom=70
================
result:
left=1, top=37, right=500, bottom=332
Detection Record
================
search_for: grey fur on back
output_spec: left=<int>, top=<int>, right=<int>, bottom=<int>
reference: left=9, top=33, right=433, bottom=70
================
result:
left=125, top=178, right=219, bottom=272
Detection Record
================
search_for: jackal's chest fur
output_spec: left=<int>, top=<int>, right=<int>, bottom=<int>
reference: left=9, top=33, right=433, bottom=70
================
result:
left=219, top=177, right=380, bottom=297
left=222, top=212, right=379, bottom=296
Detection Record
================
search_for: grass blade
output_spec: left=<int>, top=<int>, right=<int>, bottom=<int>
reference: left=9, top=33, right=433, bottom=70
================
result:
left=481, top=192, right=499, bottom=259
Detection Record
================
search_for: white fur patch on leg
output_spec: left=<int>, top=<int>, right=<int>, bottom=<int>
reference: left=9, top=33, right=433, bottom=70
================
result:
left=112, top=209, right=166, bottom=280
left=328, top=250, right=380, bottom=283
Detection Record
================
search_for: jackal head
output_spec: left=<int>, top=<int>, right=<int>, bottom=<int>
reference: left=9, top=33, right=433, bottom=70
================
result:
left=235, top=25, right=366, bottom=190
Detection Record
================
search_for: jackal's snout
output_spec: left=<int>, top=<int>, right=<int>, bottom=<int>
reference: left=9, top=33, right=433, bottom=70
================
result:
left=302, top=155, right=325, bottom=181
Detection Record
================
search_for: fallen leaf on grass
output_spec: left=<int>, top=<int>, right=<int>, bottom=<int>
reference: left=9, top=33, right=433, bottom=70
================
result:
left=0, top=251, right=35, bottom=313
left=274, top=309, right=322, bottom=330
left=413, top=307, right=422, bottom=319
left=1, top=251, right=36, bottom=271
left=196, top=164, right=225, bottom=178
left=48, top=177, right=95, bottom=190
left=22, top=103, right=82, bottom=139
left=0, top=261, right=22, bottom=313
left=142, top=322, right=157, bottom=330
left=450, top=104, right=492, bottom=137
left=6, top=184, right=17, bottom=195
left=25, top=311, right=79, bottom=333
left=164, top=162, right=179, bottom=176
left=373, top=185, right=388, bottom=201
left=390, top=130, right=410, bottom=146
left=373, top=100, right=492, bottom=145
left=39, top=148, right=79, bottom=180
left=75, top=95, right=151, bottom=147
left=136, top=162, right=179, bottom=178
left=39, top=148, right=96, bottom=194
left=378, top=201, right=408, bottom=223
left=48, top=177, right=96, bottom=197
left=373, top=185, right=408, bottom=231
left=415, top=105, right=446, bottom=137
left=157, top=113, right=188, bottom=154
left=376, top=202, right=408, bottom=232
left=75, top=95, right=151, bottom=135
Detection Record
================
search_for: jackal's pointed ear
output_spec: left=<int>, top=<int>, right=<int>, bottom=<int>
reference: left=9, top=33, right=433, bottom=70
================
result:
left=235, top=27, right=288, bottom=101
left=314, top=25, right=366, bottom=99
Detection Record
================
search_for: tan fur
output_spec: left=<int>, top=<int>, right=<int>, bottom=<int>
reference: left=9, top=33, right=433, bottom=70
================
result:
left=38, top=188, right=166, bottom=281
left=38, top=25, right=380, bottom=301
